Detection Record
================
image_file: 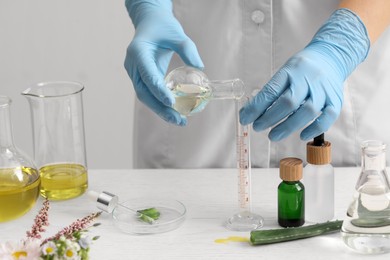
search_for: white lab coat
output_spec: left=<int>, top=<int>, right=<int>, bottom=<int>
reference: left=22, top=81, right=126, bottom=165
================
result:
left=133, top=0, right=390, bottom=168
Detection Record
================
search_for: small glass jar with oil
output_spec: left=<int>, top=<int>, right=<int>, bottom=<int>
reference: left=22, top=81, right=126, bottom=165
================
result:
left=22, top=82, right=88, bottom=201
left=0, top=96, right=40, bottom=222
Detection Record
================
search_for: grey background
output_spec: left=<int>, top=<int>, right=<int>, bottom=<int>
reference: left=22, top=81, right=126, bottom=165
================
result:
left=0, top=0, right=136, bottom=169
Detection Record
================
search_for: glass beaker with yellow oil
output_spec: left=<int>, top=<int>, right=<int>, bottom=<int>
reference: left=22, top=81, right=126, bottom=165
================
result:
left=0, top=96, right=40, bottom=222
left=22, top=82, right=88, bottom=201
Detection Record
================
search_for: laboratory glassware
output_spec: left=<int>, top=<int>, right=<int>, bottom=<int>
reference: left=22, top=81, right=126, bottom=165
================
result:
left=166, top=67, right=263, bottom=230
left=87, top=190, right=157, bottom=224
left=22, top=81, right=88, bottom=201
left=0, top=96, right=40, bottom=222
left=165, top=66, right=244, bottom=116
left=225, top=97, right=264, bottom=231
left=304, top=133, right=334, bottom=223
left=341, top=140, right=390, bottom=254
left=88, top=190, right=186, bottom=235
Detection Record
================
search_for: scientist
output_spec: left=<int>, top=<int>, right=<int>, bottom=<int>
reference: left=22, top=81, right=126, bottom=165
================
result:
left=124, top=0, right=390, bottom=168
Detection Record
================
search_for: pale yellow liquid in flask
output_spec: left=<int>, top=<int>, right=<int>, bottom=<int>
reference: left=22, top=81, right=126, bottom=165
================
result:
left=39, top=163, right=88, bottom=200
left=171, top=84, right=211, bottom=116
left=0, top=167, right=40, bottom=222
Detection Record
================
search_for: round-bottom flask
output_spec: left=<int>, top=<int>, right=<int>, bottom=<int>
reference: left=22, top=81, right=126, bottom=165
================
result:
left=165, top=66, right=244, bottom=116
left=341, top=140, right=390, bottom=254
left=0, top=96, right=40, bottom=222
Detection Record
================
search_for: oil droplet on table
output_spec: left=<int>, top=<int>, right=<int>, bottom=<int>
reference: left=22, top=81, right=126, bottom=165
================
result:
left=215, top=236, right=250, bottom=244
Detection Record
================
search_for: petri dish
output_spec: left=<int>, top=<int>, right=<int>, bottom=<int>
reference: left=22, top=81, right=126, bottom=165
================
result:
left=112, top=199, right=186, bottom=235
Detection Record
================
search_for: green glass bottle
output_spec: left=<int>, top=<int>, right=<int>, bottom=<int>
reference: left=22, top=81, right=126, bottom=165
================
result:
left=278, top=157, right=305, bottom=228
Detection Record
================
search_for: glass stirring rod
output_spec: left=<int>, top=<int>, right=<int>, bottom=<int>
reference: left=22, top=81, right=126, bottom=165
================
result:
left=225, top=97, right=264, bottom=231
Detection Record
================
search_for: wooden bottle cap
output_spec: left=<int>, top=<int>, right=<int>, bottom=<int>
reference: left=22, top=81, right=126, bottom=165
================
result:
left=306, top=141, right=331, bottom=165
left=279, top=157, right=303, bottom=181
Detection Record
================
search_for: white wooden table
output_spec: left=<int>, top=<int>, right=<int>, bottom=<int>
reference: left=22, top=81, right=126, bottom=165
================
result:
left=1, top=168, right=389, bottom=259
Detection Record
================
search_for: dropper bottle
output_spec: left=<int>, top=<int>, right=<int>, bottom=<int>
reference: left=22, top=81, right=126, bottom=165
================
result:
left=278, top=158, right=305, bottom=227
left=87, top=190, right=158, bottom=224
left=304, top=133, right=334, bottom=222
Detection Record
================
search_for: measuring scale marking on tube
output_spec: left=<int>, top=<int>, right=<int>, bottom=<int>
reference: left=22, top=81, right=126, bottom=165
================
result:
left=237, top=113, right=251, bottom=211
left=225, top=97, right=264, bottom=232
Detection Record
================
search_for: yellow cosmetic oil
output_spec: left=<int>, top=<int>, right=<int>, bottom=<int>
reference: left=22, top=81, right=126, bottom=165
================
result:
left=39, top=163, right=88, bottom=200
left=0, top=167, right=40, bottom=222
left=166, top=66, right=245, bottom=116
left=215, top=236, right=250, bottom=244
left=171, top=84, right=211, bottom=116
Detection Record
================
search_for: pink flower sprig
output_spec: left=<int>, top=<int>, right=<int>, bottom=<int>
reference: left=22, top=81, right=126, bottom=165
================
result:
left=42, top=211, right=102, bottom=244
left=26, top=199, right=50, bottom=239
left=1, top=200, right=100, bottom=260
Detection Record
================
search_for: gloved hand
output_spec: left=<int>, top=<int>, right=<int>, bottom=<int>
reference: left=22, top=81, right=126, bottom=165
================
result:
left=124, top=0, right=204, bottom=125
left=240, top=9, right=370, bottom=141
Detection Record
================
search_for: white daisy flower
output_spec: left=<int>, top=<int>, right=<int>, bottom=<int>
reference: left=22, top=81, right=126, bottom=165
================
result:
left=63, top=246, right=80, bottom=260
left=0, top=239, right=40, bottom=260
left=42, top=241, right=57, bottom=256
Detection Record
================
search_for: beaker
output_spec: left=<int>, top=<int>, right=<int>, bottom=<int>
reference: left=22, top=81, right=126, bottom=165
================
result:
left=165, top=66, right=244, bottom=116
left=341, top=140, right=390, bottom=254
left=22, top=81, right=88, bottom=201
left=0, top=96, right=40, bottom=222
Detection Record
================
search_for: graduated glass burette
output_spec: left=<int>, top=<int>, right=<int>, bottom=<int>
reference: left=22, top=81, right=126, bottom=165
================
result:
left=165, top=66, right=264, bottom=231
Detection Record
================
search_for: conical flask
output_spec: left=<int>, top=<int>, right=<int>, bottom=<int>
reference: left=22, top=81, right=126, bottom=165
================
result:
left=341, top=140, right=390, bottom=254
left=165, top=66, right=244, bottom=116
left=0, top=96, right=40, bottom=222
left=22, top=81, right=88, bottom=201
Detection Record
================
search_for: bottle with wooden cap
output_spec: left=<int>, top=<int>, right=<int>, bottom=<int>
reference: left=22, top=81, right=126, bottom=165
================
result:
left=304, top=133, right=334, bottom=223
left=278, top=157, right=305, bottom=227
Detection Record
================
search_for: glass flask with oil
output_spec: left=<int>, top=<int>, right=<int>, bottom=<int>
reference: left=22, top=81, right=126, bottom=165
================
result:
left=0, top=96, right=40, bottom=222
left=341, top=140, right=390, bottom=254
left=22, top=82, right=88, bottom=201
left=165, top=66, right=245, bottom=116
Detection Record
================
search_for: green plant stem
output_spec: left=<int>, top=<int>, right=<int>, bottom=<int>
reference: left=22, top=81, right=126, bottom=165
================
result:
left=250, top=220, right=343, bottom=245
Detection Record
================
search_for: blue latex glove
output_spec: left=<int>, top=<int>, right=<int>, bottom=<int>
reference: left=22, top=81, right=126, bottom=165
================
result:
left=240, top=9, right=370, bottom=141
left=124, top=0, right=204, bottom=125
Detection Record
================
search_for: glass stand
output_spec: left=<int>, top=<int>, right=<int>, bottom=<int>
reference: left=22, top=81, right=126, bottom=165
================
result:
left=225, top=211, right=264, bottom=231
